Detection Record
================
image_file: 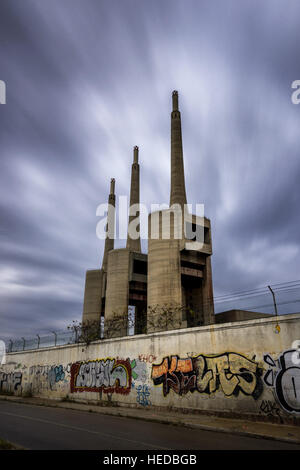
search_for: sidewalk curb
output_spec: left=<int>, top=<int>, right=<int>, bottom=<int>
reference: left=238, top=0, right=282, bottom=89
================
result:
left=1, top=395, right=299, bottom=446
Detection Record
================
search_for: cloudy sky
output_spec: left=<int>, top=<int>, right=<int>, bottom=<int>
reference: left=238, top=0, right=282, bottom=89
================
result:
left=0, top=0, right=299, bottom=341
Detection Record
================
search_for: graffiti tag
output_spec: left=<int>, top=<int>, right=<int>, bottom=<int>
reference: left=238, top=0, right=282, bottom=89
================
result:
left=259, top=400, right=282, bottom=420
left=138, top=354, right=157, bottom=364
left=136, top=384, right=151, bottom=406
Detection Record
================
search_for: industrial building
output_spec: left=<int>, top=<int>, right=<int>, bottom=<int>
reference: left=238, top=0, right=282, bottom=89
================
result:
left=82, top=91, right=215, bottom=334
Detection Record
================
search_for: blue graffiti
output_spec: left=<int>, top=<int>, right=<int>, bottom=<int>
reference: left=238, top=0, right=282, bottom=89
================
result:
left=136, top=384, right=151, bottom=406
left=48, top=365, right=65, bottom=389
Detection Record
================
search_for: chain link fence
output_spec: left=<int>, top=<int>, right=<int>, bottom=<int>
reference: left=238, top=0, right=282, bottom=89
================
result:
left=4, top=281, right=300, bottom=353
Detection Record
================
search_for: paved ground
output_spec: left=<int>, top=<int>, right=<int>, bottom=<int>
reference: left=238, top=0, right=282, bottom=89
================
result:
left=0, top=401, right=300, bottom=450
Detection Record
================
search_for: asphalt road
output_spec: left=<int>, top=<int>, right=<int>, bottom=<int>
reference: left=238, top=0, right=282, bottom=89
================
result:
left=0, top=401, right=299, bottom=450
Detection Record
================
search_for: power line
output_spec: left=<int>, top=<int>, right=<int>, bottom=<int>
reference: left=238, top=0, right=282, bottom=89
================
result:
left=214, top=280, right=300, bottom=301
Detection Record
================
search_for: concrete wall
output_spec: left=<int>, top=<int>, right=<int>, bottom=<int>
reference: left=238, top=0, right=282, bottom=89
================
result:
left=1, top=313, right=300, bottom=422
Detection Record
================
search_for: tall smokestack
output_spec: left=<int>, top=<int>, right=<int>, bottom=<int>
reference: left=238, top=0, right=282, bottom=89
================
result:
left=127, top=146, right=141, bottom=252
left=102, top=178, right=116, bottom=271
left=170, top=90, right=187, bottom=208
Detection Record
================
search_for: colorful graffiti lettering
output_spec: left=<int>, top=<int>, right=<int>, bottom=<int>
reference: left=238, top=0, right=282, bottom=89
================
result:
left=152, top=356, right=195, bottom=396
left=152, top=353, right=263, bottom=399
left=264, top=350, right=300, bottom=413
left=70, top=358, right=131, bottom=395
left=0, top=371, right=22, bottom=393
left=136, top=384, right=151, bottom=406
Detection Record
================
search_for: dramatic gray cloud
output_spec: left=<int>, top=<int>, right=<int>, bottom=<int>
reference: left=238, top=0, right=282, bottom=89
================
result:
left=0, top=0, right=299, bottom=341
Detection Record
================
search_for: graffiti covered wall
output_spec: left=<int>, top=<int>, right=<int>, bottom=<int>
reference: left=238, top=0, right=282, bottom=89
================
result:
left=1, top=313, right=300, bottom=422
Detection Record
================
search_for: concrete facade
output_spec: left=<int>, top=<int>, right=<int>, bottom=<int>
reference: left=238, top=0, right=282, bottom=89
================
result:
left=2, top=314, right=300, bottom=422
left=104, top=248, right=131, bottom=335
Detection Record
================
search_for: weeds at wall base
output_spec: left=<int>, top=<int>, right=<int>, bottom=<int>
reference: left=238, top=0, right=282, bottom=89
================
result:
left=0, top=390, right=14, bottom=396
left=61, top=395, right=73, bottom=402
left=0, top=439, right=20, bottom=450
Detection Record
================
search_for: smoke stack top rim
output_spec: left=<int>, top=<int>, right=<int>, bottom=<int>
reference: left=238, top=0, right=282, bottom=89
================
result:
left=133, top=145, right=139, bottom=163
left=172, top=90, right=179, bottom=111
left=110, top=178, right=115, bottom=194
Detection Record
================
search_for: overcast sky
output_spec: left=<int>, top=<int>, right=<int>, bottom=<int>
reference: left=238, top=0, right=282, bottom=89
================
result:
left=0, top=0, right=299, bottom=340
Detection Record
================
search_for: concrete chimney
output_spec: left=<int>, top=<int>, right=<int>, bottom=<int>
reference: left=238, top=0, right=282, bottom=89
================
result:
left=126, top=146, right=141, bottom=252
left=102, top=178, right=116, bottom=271
left=170, top=90, right=187, bottom=208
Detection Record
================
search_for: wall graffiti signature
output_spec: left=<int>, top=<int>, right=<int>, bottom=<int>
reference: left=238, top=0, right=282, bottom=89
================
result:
left=151, top=353, right=263, bottom=399
left=70, top=358, right=132, bottom=394
left=259, top=400, right=282, bottom=420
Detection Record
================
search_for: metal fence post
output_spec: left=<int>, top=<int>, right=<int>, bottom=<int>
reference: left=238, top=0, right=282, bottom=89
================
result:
left=268, top=285, right=280, bottom=333
left=75, top=326, right=79, bottom=343
left=51, top=331, right=57, bottom=347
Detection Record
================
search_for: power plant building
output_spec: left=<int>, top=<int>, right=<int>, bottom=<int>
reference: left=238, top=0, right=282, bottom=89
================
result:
left=82, top=91, right=215, bottom=333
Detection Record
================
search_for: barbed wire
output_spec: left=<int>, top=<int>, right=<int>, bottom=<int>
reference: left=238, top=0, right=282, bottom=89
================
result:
left=4, top=280, right=300, bottom=353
